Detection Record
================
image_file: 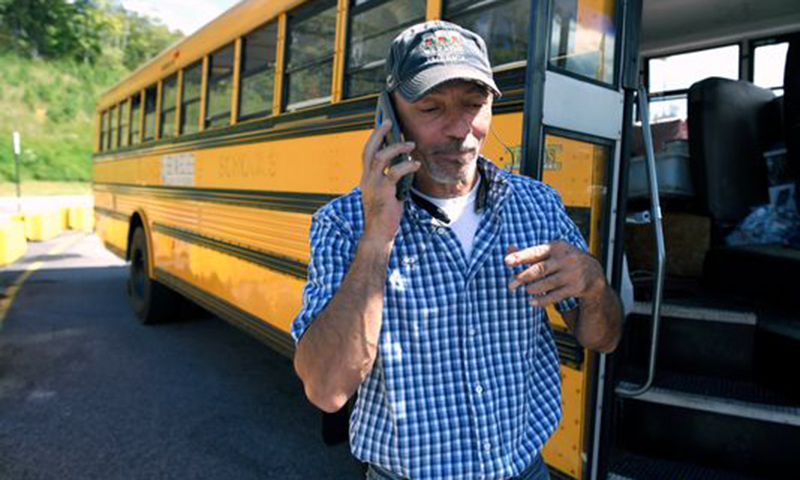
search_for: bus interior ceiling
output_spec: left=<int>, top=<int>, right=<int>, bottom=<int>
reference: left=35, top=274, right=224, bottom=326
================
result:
left=609, top=0, right=800, bottom=478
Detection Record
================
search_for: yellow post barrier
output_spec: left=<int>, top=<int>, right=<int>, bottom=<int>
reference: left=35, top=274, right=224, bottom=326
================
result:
left=0, top=219, right=27, bottom=265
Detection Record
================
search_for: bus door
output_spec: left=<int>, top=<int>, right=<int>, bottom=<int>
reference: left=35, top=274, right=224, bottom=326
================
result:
left=509, top=0, right=644, bottom=478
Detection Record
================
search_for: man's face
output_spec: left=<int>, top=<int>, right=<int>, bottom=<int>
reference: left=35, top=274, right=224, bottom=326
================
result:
left=393, top=81, right=493, bottom=187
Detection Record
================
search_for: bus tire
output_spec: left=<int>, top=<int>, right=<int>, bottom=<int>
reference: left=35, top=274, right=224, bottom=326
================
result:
left=127, top=227, right=180, bottom=324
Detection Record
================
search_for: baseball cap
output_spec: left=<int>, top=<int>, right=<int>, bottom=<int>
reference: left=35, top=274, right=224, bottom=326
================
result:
left=385, top=21, right=501, bottom=102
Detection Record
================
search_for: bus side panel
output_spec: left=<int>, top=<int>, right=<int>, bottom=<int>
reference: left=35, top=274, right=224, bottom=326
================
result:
left=151, top=229, right=305, bottom=336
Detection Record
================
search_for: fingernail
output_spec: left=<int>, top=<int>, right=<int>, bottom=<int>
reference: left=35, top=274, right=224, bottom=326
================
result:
left=508, top=281, right=519, bottom=291
left=529, top=299, right=539, bottom=307
left=504, top=255, right=515, bottom=266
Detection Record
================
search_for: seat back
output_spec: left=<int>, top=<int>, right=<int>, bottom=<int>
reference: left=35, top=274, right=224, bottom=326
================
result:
left=784, top=37, right=800, bottom=190
left=687, top=77, right=775, bottom=235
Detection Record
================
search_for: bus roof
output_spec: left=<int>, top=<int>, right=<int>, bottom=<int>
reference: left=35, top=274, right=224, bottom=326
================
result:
left=642, top=0, right=800, bottom=56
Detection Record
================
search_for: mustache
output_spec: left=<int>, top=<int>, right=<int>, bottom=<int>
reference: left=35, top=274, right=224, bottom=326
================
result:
left=430, top=140, right=480, bottom=156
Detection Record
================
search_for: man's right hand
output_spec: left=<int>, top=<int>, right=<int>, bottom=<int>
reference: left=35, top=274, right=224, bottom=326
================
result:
left=360, top=120, right=420, bottom=245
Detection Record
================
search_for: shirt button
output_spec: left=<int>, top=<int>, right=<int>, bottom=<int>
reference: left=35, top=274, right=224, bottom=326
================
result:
left=475, top=383, right=484, bottom=395
left=468, top=327, right=477, bottom=337
left=484, top=441, right=492, bottom=453
left=436, top=227, right=446, bottom=235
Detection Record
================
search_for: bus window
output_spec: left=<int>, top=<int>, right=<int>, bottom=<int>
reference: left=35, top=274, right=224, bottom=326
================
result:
left=239, top=22, right=278, bottom=121
left=160, top=74, right=178, bottom=138
left=119, top=100, right=129, bottom=148
left=131, top=93, right=142, bottom=145
left=105, top=109, right=114, bottom=151
left=345, top=0, right=426, bottom=98
left=443, top=0, right=530, bottom=69
left=99, top=111, right=107, bottom=152
left=143, top=85, right=158, bottom=141
left=542, top=134, right=610, bottom=256
left=284, top=0, right=338, bottom=111
left=181, top=62, right=203, bottom=135
left=549, top=0, right=616, bottom=84
left=109, top=105, right=118, bottom=150
left=648, top=45, right=739, bottom=122
left=206, top=43, right=235, bottom=129
left=754, top=42, right=788, bottom=94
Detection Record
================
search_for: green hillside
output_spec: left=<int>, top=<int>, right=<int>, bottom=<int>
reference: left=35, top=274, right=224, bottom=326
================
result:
left=0, top=51, right=125, bottom=181
left=0, top=0, right=183, bottom=184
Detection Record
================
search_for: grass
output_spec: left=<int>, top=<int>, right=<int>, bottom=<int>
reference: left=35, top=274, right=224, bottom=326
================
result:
left=0, top=50, right=127, bottom=183
left=0, top=181, right=92, bottom=196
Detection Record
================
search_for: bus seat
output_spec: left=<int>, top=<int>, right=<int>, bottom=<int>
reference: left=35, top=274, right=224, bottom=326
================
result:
left=784, top=37, right=800, bottom=192
left=687, top=77, right=775, bottom=238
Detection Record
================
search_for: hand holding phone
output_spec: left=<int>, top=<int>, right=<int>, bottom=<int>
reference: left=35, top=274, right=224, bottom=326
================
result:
left=375, top=91, right=414, bottom=201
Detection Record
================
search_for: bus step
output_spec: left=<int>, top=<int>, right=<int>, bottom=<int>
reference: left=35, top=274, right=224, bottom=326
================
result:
left=624, top=301, right=757, bottom=380
left=615, top=371, right=800, bottom=476
left=756, top=313, right=800, bottom=401
left=607, top=451, right=769, bottom=480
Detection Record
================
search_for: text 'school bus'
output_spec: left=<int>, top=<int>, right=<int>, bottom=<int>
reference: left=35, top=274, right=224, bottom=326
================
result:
left=93, top=0, right=800, bottom=478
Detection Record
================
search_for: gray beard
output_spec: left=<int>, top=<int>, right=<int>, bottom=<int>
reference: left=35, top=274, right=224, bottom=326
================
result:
left=422, top=155, right=476, bottom=185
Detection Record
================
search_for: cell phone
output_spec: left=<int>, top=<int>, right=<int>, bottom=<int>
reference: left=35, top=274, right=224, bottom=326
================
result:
left=375, top=90, right=414, bottom=201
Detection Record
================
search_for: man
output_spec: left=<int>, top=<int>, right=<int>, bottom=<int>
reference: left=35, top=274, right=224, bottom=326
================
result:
left=292, top=21, right=623, bottom=480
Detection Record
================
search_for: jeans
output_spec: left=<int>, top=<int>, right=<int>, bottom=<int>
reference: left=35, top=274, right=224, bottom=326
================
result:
left=365, top=453, right=551, bottom=480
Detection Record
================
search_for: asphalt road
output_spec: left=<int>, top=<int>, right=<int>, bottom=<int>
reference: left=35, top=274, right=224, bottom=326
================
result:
left=0, top=233, right=363, bottom=480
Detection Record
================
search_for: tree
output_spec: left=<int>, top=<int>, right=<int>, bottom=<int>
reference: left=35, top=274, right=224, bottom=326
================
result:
left=0, top=0, right=182, bottom=68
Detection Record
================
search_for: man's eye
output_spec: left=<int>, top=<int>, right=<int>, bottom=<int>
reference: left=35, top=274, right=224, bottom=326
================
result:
left=420, top=106, right=439, bottom=113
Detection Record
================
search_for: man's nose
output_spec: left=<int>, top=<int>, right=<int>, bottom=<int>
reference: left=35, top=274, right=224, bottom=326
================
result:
left=443, top=111, right=472, bottom=139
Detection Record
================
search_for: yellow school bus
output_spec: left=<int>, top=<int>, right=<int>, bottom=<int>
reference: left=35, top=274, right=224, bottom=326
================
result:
left=94, top=0, right=800, bottom=477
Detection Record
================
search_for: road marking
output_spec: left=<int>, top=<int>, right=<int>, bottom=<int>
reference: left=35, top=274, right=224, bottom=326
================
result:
left=0, top=233, right=87, bottom=327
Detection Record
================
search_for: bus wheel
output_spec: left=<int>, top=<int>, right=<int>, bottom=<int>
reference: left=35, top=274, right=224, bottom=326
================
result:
left=127, top=227, right=180, bottom=324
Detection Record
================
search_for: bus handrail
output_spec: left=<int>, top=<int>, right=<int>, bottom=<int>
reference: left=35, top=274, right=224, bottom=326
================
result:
left=616, top=86, right=667, bottom=398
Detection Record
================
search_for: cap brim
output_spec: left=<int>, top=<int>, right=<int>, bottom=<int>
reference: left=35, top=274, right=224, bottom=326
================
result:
left=396, top=64, right=502, bottom=102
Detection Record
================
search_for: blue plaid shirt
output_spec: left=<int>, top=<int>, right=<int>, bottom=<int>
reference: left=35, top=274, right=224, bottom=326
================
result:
left=292, top=158, right=587, bottom=479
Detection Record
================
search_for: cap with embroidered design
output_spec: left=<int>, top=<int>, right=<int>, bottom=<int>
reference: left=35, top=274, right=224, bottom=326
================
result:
left=385, top=21, right=501, bottom=102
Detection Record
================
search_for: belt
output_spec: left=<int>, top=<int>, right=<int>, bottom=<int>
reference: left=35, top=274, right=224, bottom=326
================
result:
left=367, top=456, right=546, bottom=480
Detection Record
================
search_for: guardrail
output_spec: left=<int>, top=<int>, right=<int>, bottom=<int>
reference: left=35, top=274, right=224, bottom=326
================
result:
left=0, top=206, right=94, bottom=266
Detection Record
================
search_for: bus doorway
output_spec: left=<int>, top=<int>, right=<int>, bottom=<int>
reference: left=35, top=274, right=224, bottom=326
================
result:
left=603, top=0, right=800, bottom=478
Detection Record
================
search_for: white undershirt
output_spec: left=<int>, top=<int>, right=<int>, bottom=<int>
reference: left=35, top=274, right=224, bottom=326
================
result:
left=412, top=176, right=483, bottom=259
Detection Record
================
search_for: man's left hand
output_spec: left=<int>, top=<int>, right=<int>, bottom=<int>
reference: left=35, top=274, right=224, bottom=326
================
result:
left=504, top=241, right=606, bottom=307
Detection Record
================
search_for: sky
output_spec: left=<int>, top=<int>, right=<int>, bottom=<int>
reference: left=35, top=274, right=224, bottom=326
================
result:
left=120, top=0, right=242, bottom=36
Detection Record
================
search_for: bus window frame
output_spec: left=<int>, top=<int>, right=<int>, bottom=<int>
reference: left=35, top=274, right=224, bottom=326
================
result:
left=118, top=99, right=130, bottom=149
left=283, top=0, right=339, bottom=112
left=748, top=34, right=793, bottom=93
left=142, top=84, right=159, bottom=142
left=343, top=0, right=427, bottom=100
left=205, top=42, right=237, bottom=130
left=130, top=91, right=143, bottom=146
left=99, top=111, right=107, bottom=152
left=545, top=0, right=624, bottom=91
left=237, top=20, right=280, bottom=123
left=542, top=125, right=617, bottom=267
left=643, top=41, right=742, bottom=122
left=180, top=60, right=204, bottom=136
left=109, top=105, right=118, bottom=150
left=160, top=73, right=179, bottom=139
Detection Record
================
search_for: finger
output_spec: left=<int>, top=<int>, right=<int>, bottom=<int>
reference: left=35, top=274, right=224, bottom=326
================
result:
left=373, top=141, right=416, bottom=173
left=383, top=159, right=421, bottom=182
left=506, top=245, right=519, bottom=256
left=504, top=243, right=552, bottom=268
left=525, top=271, right=568, bottom=296
left=508, top=259, right=559, bottom=291
left=363, top=120, right=394, bottom=169
left=529, top=286, right=569, bottom=308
